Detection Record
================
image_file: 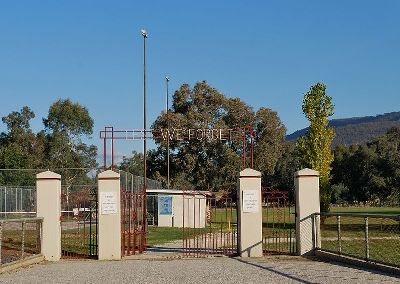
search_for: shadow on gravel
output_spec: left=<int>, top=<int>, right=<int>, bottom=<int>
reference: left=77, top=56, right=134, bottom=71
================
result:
left=305, top=256, right=400, bottom=279
left=233, top=258, right=315, bottom=284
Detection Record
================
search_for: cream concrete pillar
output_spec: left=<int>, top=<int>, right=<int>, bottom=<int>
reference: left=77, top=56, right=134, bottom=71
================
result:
left=98, top=170, right=121, bottom=260
left=238, top=168, right=263, bottom=257
left=295, top=168, right=320, bottom=256
left=36, top=171, right=61, bottom=261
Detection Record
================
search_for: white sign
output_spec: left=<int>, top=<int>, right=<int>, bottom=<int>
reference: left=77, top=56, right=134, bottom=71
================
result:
left=101, top=192, right=118, bottom=214
left=242, top=190, right=259, bottom=213
left=73, top=208, right=79, bottom=216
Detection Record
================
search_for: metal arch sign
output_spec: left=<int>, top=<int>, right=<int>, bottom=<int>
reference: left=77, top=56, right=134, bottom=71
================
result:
left=100, top=127, right=254, bottom=141
left=100, top=126, right=256, bottom=170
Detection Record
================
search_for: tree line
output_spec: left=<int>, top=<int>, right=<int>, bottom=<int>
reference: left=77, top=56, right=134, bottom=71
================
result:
left=1, top=82, right=398, bottom=208
left=0, top=99, right=97, bottom=186
left=331, top=127, right=400, bottom=206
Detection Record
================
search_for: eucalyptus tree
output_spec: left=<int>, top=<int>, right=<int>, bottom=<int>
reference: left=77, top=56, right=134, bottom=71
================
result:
left=43, top=99, right=97, bottom=185
left=149, top=81, right=287, bottom=194
left=0, top=106, right=38, bottom=185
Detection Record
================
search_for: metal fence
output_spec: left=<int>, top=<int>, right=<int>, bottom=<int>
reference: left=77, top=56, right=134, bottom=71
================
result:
left=61, top=186, right=98, bottom=259
left=0, top=187, right=36, bottom=219
left=120, top=170, right=147, bottom=256
left=119, top=170, right=162, bottom=193
left=315, top=212, right=400, bottom=268
left=0, top=217, right=42, bottom=265
left=262, top=189, right=296, bottom=255
left=181, top=194, right=237, bottom=257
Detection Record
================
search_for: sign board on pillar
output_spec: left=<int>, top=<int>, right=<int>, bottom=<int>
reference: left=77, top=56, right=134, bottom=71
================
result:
left=242, top=190, right=259, bottom=213
left=100, top=192, right=118, bottom=214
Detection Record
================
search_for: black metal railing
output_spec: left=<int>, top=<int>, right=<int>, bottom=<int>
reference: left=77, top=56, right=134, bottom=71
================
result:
left=0, top=217, right=42, bottom=265
left=314, top=212, right=400, bottom=268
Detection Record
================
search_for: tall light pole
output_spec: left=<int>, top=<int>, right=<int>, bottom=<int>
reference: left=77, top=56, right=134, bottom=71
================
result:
left=166, top=76, right=170, bottom=189
left=141, top=28, right=148, bottom=250
left=141, top=29, right=148, bottom=192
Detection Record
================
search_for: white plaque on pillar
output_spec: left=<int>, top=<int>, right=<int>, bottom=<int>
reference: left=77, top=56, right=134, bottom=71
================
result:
left=101, top=192, right=117, bottom=214
left=243, top=190, right=259, bottom=213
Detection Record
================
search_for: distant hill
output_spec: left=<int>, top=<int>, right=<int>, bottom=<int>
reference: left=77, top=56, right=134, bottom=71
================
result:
left=287, top=111, right=400, bottom=146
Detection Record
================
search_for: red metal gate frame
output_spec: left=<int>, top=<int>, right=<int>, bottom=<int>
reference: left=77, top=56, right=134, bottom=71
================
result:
left=182, top=192, right=237, bottom=257
left=100, top=126, right=255, bottom=254
left=262, top=188, right=296, bottom=255
left=120, top=190, right=146, bottom=256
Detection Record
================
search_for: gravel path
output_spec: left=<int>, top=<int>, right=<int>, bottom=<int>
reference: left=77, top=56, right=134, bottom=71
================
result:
left=1, top=257, right=398, bottom=284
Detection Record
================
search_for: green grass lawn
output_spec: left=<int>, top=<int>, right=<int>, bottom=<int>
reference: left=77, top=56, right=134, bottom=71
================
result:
left=319, top=207, right=399, bottom=266
left=1, top=229, right=41, bottom=264
left=331, top=206, right=400, bottom=215
left=321, top=238, right=400, bottom=265
left=1, top=229, right=40, bottom=252
left=61, top=225, right=97, bottom=257
left=147, top=226, right=184, bottom=246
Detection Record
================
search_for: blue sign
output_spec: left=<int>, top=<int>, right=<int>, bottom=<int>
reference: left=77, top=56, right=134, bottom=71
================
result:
left=158, top=196, right=173, bottom=215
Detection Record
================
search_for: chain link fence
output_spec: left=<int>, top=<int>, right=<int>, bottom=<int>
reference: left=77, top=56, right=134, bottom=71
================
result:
left=0, top=168, right=162, bottom=218
left=0, top=187, right=36, bottom=219
left=316, top=212, right=400, bottom=268
left=0, top=217, right=42, bottom=265
left=118, top=170, right=162, bottom=193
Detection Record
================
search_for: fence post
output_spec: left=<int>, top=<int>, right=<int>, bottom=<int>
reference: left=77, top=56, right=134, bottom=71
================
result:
left=238, top=168, right=262, bottom=257
left=365, top=217, right=369, bottom=261
left=337, top=216, right=342, bottom=254
left=295, top=168, right=320, bottom=256
left=21, top=220, right=25, bottom=259
left=0, top=222, right=2, bottom=263
left=97, top=170, right=121, bottom=260
left=36, top=171, right=61, bottom=261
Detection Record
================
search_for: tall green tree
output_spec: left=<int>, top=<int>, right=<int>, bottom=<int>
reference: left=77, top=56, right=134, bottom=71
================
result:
left=297, top=83, right=335, bottom=212
left=148, top=81, right=287, bottom=194
left=0, top=101, right=98, bottom=187
left=0, top=106, right=38, bottom=185
left=119, top=150, right=144, bottom=176
left=254, top=107, right=287, bottom=185
left=43, top=99, right=97, bottom=185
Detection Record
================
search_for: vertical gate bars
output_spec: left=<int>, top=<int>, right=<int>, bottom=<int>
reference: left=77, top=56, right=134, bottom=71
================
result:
left=120, top=184, right=146, bottom=256
left=262, top=189, right=296, bottom=255
left=60, top=187, right=98, bottom=259
left=182, top=193, right=237, bottom=257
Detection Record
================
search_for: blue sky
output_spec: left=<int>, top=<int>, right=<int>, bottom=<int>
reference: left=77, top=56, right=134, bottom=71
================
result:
left=1, top=1, right=399, bottom=160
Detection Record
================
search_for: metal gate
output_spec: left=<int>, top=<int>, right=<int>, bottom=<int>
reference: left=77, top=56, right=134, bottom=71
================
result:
left=60, top=186, right=98, bottom=258
left=262, top=189, right=296, bottom=255
left=183, top=193, right=237, bottom=257
left=121, top=190, right=147, bottom=256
